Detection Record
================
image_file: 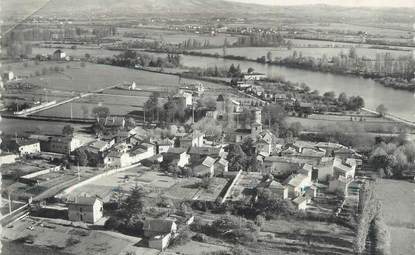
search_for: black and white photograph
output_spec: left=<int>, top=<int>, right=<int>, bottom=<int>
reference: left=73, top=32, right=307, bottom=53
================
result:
left=0, top=0, right=414, bottom=254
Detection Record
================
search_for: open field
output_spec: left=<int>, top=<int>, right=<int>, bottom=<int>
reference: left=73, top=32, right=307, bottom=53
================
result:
left=62, top=167, right=228, bottom=203
left=166, top=240, right=229, bottom=255
left=0, top=118, right=90, bottom=136
left=375, top=179, right=415, bottom=255
left=287, top=113, right=412, bottom=134
left=118, top=27, right=239, bottom=46
left=2, top=217, right=146, bottom=255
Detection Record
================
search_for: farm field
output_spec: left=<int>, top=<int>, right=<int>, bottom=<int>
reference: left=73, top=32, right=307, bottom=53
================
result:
left=287, top=114, right=411, bottom=134
left=375, top=179, right=415, bottom=255
left=118, top=27, right=239, bottom=46
left=166, top=240, right=230, bottom=255
left=0, top=118, right=89, bottom=136
left=31, top=47, right=122, bottom=58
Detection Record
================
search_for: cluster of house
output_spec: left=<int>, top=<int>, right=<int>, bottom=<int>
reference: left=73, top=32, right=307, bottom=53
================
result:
left=258, top=141, right=360, bottom=210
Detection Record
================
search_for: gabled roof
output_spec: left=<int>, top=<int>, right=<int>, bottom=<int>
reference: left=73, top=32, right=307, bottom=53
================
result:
left=285, top=174, right=308, bottom=187
left=87, top=140, right=109, bottom=150
left=15, top=139, right=39, bottom=147
left=166, top=147, right=187, bottom=154
left=333, top=157, right=356, bottom=173
left=143, top=219, right=175, bottom=233
left=70, top=196, right=101, bottom=206
left=202, top=156, right=216, bottom=168
left=269, top=180, right=286, bottom=190
left=216, top=158, right=228, bottom=167
left=188, top=146, right=220, bottom=156
left=293, top=195, right=307, bottom=205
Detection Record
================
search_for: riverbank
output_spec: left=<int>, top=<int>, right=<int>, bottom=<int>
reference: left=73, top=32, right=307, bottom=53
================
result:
left=145, top=49, right=415, bottom=93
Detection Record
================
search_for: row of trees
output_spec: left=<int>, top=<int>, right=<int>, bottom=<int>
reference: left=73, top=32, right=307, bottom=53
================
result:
left=269, top=48, right=415, bottom=83
left=233, top=33, right=290, bottom=48
left=97, top=50, right=182, bottom=69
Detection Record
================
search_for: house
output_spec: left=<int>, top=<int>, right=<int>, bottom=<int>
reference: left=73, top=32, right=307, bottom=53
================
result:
left=97, top=116, right=126, bottom=130
left=263, top=156, right=302, bottom=174
left=179, top=82, right=204, bottom=96
left=148, top=233, right=172, bottom=251
left=176, top=131, right=204, bottom=148
left=242, top=72, right=266, bottom=81
left=328, top=175, right=353, bottom=197
left=153, top=138, right=175, bottom=154
left=284, top=173, right=312, bottom=198
left=128, top=81, right=137, bottom=90
left=52, top=49, right=66, bottom=60
left=86, top=140, right=112, bottom=155
left=2, top=71, right=14, bottom=81
left=268, top=180, right=288, bottom=200
left=188, top=146, right=221, bottom=165
left=104, top=151, right=130, bottom=168
left=143, top=219, right=177, bottom=238
left=67, top=196, right=103, bottom=224
left=333, top=157, right=356, bottom=179
left=17, top=139, right=41, bottom=156
left=45, top=136, right=81, bottom=154
left=214, top=158, right=229, bottom=176
left=255, top=138, right=272, bottom=156
left=129, top=143, right=155, bottom=163
left=193, top=156, right=215, bottom=177
left=164, top=147, right=190, bottom=167
left=0, top=153, right=18, bottom=166
left=173, top=91, right=193, bottom=107
left=315, top=157, right=335, bottom=182
left=292, top=195, right=308, bottom=210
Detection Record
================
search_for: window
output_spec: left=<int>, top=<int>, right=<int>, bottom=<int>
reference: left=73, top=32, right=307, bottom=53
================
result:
left=80, top=207, right=83, bottom=212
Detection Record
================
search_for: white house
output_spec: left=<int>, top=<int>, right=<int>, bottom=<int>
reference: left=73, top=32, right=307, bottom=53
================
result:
left=16, top=139, right=41, bottom=156
left=285, top=173, right=312, bottom=198
left=53, top=49, right=66, bottom=60
left=269, top=180, right=288, bottom=200
left=164, top=147, right=190, bottom=168
left=293, top=195, right=308, bottom=211
left=242, top=72, right=266, bottom=81
left=67, top=196, right=103, bottom=224
left=333, top=157, right=356, bottom=179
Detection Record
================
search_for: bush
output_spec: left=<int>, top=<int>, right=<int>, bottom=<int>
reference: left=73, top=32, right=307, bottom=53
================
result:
left=66, top=236, right=80, bottom=246
left=170, top=229, right=192, bottom=247
left=192, top=233, right=207, bottom=242
left=104, top=217, right=122, bottom=230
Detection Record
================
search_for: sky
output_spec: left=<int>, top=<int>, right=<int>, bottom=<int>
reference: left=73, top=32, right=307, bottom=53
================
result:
left=231, top=0, right=415, bottom=8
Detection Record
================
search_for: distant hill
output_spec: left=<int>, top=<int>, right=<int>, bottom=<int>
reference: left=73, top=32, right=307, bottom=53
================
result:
left=32, top=0, right=270, bottom=17
left=1, top=0, right=413, bottom=26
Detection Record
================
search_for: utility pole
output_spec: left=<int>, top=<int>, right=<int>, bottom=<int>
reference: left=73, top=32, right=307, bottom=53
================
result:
left=8, top=191, right=12, bottom=214
left=77, top=164, right=81, bottom=181
left=70, top=103, right=73, bottom=119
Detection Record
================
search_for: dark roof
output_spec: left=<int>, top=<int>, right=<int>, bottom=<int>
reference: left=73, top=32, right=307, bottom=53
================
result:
left=188, top=146, right=220, bottom=156
left=166, top=147, right=187, bottom=154
left=217, top=95, right=225, bottom=102
left=143, top=219, right=175, bottom=233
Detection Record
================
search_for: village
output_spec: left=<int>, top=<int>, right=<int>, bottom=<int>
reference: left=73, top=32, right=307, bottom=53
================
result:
left=0, top=49, right=382, bottom=254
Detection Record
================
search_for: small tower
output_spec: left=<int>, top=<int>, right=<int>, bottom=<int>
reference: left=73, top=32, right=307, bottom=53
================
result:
left=216, top=94, right=225, bottom=118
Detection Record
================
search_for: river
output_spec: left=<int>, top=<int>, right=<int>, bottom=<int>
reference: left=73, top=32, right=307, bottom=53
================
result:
left=179, top=54, right=415, bottom=122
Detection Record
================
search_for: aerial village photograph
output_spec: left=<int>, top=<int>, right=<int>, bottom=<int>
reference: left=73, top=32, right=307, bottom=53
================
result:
left=0, top=0, right=414, bottom=254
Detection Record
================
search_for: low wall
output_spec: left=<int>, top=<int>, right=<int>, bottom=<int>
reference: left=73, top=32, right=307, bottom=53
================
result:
left=56, top=163, right=140, bottom=198
left=220, top=170, right=243, bottom=204
left=20, top=166, right=61, bottom=180
left=14, top=100, right=57, bottom=115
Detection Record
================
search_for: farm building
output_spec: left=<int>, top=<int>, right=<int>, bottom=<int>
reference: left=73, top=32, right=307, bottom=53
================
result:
left=67, top=196, right=103, bottom=224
